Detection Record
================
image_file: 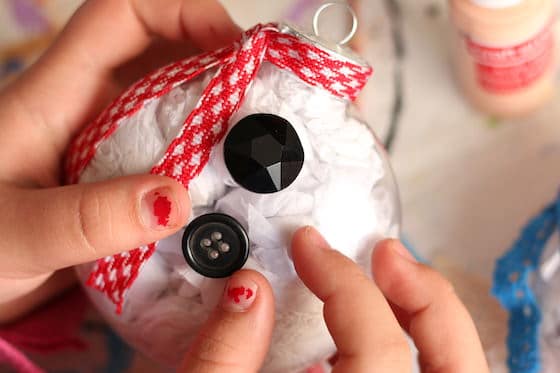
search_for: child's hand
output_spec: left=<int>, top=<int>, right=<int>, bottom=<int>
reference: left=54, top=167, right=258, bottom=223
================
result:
left=179, top=230, right=490, bottom=373
left=0, top=0, right=241, bottom=322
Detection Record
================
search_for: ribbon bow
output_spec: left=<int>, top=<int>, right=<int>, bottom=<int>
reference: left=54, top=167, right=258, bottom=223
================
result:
left=65, top=23, right=373, bottom=313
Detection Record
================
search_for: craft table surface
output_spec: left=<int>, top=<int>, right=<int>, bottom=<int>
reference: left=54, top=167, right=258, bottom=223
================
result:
left=2, top=0, right=560, bottom=372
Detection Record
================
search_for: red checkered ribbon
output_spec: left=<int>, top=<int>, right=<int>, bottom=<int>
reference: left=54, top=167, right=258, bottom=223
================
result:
left=65, top=23, right=372, bottom=313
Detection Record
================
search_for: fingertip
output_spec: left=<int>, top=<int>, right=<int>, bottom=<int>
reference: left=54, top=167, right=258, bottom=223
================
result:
left=155, top=175, right=191, bottom=226
left=290, top=226, right=312, bottom=264
left=291, top=226, right=336, bottom=284
left=290, top=226, right=309, bottom=248
left=76, top=174, right=191, bottom=254
left=372, top=239, right=416, bottom=282
left=292, top=225, right=330, bottom=252
left=372, top=239, right=458, bottom=317
left=135, top=175, right=190, bottom=232
left=374, top=238, right=402, bottom=251
left=225, top=269, right=274, bottom=311
left=372, top=239, right=400, bottom=268
left=374, top=238, right=415, bottom=263
left=371, top=240, right=431, bottom=316
left=181, top=270, right=274, bottom=372
left=223, top=270, right=275, bottom=335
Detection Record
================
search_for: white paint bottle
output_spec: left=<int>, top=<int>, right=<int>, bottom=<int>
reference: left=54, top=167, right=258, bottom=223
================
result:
left=449, top=0, right=556, bottom=118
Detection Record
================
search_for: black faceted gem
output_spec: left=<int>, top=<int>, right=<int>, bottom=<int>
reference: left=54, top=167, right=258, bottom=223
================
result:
left=224, top=113, right=305, bottom=194
left=182, top=213, right=249, bottom=278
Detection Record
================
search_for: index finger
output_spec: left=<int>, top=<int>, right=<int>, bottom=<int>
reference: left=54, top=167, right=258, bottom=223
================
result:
left=8, top=0, right=240, bottom=142
left=291, top=227, right=412, bottom=373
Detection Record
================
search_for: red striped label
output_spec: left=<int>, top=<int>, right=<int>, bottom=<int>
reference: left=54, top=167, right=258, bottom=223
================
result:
left=465, top=22, right=554, bottom=93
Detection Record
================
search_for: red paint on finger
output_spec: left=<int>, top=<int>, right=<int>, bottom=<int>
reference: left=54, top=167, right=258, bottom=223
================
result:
left=222, top=281, right=257, bottom=312
left=227, top=286, right=246, bottom=303
left=153, top=192, right=172, bottom=227
left=227, top=287, right=254, bottom=303
left=246, top=288, right=253, bottom=299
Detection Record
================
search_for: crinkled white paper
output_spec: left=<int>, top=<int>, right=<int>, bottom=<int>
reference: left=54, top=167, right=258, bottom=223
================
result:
left=77, top=62, right=400, bottom=373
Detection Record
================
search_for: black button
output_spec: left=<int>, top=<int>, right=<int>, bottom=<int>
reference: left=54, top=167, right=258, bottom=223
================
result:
left=224, top=113, right=305, bottom=194
left=182, top=213, right=249, bottom=278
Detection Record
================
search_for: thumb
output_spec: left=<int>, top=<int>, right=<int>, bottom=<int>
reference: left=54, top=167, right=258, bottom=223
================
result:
left=180, top=270, right=275, bottom=373
left=0, top=175, right=190, bottom=275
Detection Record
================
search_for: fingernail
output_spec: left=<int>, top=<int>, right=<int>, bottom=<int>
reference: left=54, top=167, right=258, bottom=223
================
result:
left=221, top=277, right=258, bottom=312
left=140, top=187, right=178, bottom=230
left=391, top=240, right=417, bottom=263
left=305, top=226, right=330, bottom=250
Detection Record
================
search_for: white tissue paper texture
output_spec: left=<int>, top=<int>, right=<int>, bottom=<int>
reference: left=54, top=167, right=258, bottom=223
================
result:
left=77, top=62, right=400, bottom=373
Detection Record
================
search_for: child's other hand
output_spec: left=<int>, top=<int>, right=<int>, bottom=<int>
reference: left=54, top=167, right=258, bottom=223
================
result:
left=178, top=230, right=490, bottom=373
left=0, top=0, right=241, bottom=322
left=292, top=229, right=490, bottom=372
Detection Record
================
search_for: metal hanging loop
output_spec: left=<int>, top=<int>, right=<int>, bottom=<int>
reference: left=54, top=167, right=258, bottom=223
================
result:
left=312, top=2, right=358, bottom=46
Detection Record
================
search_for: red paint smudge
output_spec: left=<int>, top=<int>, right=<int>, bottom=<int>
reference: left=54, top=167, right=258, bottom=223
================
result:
left=245, top=288, right=253, bottom=299
left=227, top=286, right=254, bottom=303
left=153, top=192, right=172, bottom=227
left=228, top=287, right=245, bottom=303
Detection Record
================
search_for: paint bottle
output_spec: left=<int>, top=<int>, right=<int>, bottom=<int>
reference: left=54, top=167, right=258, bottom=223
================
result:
left=449, top=0, right=556, bottom=118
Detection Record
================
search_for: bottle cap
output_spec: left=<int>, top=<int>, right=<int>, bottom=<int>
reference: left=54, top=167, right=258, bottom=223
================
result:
left=470, top=0, right=523, bottom=8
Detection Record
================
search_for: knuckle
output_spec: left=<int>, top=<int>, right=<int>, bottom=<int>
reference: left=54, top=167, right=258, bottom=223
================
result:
left=127, top=192, right=144, bottom=231
left=76, top=188, right=105, bottom=257
left=346, top=334, right=412, bottom=368
left=377, top=335, right=413, bottom=360
left=187, top=330, right=240, bottom=371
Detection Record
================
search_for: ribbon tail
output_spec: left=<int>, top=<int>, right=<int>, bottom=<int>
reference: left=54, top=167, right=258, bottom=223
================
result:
left=492, top=201, right=557, bottom=373
left=86, top=243, right=157, bottom=314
